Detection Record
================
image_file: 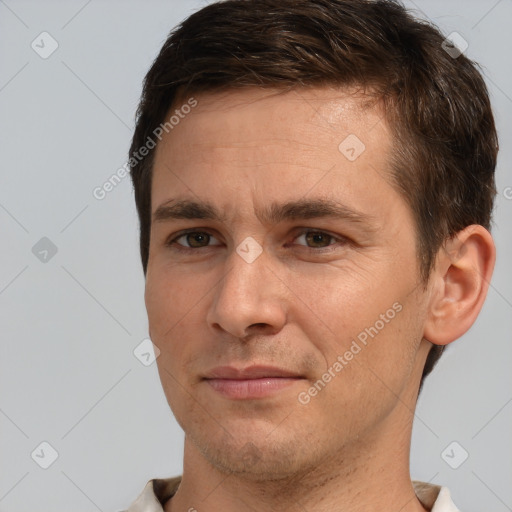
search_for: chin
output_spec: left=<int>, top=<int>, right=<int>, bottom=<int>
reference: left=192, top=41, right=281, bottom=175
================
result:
left=190, top=427, right=318, bottom=482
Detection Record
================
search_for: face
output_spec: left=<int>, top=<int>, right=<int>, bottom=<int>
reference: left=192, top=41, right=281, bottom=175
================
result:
left=145, top=87, right=430, bottom=479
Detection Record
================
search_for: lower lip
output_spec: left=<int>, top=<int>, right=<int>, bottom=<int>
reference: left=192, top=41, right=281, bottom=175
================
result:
left=205, top=377, right=302, bottom=399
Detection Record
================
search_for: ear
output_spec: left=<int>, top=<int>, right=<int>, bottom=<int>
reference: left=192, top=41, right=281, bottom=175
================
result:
left=423, top=224, right=495, bottom=346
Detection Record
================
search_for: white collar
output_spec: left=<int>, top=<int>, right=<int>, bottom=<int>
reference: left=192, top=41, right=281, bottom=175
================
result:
left=124, top=477, right=460, bottom=512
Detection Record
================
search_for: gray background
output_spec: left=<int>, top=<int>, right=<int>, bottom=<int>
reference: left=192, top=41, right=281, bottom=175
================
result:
left=0, top=1, right=510, bottom=511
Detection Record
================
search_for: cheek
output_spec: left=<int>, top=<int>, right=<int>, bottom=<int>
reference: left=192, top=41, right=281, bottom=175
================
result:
left=148, top=272, right=195, bottom=414
left=328, top=298, right=423, bottom=409
left=290, top=259, right=421, bottom=384
left=145, top=268, right=208, bottom=373
left=285, top=265, right=389, bottom=350
left=145, top=266, right=193, bottom=333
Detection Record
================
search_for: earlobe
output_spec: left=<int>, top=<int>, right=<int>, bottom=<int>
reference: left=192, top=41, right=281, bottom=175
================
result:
left=423, top=225, right=495, bottom=346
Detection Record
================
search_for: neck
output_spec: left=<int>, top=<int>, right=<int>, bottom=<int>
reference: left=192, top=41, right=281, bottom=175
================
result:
left=166, top=410, right=428, bottom=511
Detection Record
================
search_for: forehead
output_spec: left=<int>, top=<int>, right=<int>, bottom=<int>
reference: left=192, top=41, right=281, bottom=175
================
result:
left=165, top=85, right=387, bottom=153
left=151, top=86, right=396, bottom=222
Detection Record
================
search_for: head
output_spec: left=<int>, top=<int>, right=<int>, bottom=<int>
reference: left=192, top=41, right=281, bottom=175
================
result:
left=129, top=0, right=497, bottom=479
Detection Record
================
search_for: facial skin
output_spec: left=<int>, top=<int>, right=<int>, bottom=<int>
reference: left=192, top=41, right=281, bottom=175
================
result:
left=144, top=87, right=495, bottom=511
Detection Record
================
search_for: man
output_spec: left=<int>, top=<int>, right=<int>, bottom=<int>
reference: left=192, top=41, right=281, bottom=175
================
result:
left=124, top=0, right=498, bottom=510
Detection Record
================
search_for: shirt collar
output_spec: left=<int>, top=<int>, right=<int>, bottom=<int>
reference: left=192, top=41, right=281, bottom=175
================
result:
left=124, top=477, right=460, bottom=512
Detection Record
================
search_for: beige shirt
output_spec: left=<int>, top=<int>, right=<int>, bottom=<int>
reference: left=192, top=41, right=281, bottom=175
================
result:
left=122, top=477, right=461, bottom=511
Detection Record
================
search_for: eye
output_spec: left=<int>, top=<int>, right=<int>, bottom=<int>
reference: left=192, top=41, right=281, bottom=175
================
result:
left=165, top=228, right=348, bottom=253
left=293, top=229, right=346, bottom=250
left=167, top=230, right=222, bottom=251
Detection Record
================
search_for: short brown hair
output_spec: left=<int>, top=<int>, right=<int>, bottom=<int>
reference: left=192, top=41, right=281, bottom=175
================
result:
left=129, top=0, right=498, bottom=387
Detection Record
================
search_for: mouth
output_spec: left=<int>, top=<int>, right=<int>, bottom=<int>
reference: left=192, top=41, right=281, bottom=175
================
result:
left=203, top=365, right=305, bottom=400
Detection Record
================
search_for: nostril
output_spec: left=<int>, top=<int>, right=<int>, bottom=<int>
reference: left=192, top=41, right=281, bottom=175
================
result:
left=248, top=323, right=270, bottom=331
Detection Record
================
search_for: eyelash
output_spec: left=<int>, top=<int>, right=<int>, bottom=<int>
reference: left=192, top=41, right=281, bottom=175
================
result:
left=165, top=228, right=349, bottom=253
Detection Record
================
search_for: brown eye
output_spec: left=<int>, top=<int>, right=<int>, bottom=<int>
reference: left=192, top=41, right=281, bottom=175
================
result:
left=304, top=231, right=333, bottom=248
left=295, top=230, right=341, bottom=249
left=184, top=232, right=210, bottom=248
left=166, top=230, right=222, bottom=251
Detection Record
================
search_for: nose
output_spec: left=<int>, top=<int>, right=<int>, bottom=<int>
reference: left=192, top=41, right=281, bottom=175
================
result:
left=206, top=244, right=287, bottom=339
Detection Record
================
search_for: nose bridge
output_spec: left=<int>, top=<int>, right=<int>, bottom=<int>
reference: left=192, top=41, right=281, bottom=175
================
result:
left=219, top=241, right=271, bottom=311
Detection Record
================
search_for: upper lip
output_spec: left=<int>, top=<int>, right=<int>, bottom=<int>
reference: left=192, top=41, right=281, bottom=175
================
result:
left=204, top=365, right=303, bottom=380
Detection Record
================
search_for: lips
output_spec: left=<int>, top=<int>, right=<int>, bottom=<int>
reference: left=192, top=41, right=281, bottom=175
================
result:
left=204, top=365, right=303, bottom=380
left=203, top=365, right=304, bottom=399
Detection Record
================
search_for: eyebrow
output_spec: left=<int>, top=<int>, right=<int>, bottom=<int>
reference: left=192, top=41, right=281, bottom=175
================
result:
left=153, top=198, right=377, bottom=229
